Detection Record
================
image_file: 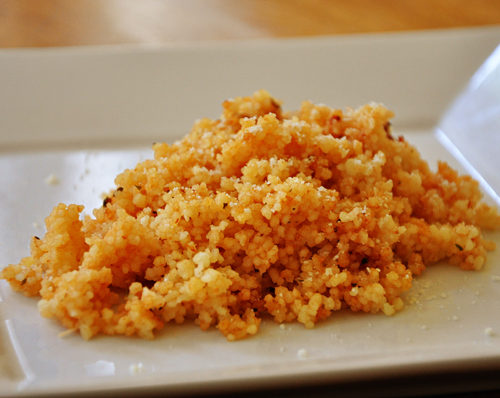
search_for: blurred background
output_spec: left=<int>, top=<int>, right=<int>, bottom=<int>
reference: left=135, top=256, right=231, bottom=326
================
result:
left=1, top=0, right=500, bottom=47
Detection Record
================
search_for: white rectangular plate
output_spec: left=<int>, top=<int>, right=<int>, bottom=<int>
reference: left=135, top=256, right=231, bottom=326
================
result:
left=1, top=27, right=500, bottom=397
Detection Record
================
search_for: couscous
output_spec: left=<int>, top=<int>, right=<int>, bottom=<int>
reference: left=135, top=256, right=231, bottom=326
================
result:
left=2, top=90, right=499, bottom=340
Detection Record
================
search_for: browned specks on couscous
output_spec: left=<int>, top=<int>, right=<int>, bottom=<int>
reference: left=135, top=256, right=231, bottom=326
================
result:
left=2, top=90, right=500, bottom=340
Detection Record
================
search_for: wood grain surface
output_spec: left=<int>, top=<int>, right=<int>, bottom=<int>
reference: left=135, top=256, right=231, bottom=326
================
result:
left=1, top=0, right=500, bottom=47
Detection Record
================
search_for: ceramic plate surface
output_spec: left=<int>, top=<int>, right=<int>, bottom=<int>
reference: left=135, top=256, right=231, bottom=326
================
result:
left=1, top=27, right=500, bottom=397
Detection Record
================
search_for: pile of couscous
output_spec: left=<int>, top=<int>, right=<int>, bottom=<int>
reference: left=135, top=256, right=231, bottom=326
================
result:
left=2, top=90, right=500, bottom=340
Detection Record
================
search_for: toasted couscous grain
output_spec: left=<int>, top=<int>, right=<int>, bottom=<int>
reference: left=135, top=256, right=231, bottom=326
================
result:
left=2, top=90, right=500, bottom=340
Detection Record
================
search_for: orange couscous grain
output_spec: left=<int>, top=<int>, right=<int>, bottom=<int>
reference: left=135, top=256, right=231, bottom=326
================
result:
left=2, top=90, right=500, bottom=340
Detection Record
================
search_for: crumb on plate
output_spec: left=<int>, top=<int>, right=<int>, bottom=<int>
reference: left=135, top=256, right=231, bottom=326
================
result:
left=129, top=362, right=144, bottom=375
left=44, top=173, right=60, bottom=186
left=297, top=348, right=308, bottom=359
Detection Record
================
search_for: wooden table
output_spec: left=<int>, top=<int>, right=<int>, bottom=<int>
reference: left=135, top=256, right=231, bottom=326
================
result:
left=1, top=0, right=500, bottom=48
